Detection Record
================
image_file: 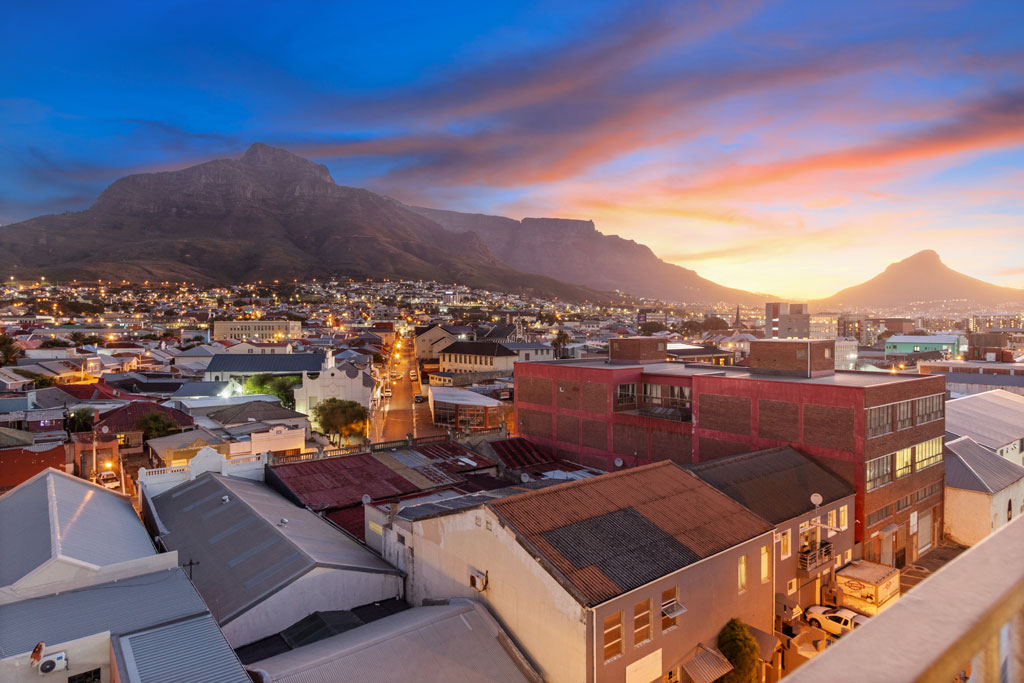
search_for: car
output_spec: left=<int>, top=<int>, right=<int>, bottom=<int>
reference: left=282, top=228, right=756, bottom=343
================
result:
left=804, top=606, right=869, bottom=637
left=97, top=471, right=121, bottom=490
left=414, top=394, right=425, bottom=403
left=383, top=388, right=392, bottom=398
left=389, top=371, right=398, bottom=379
left=409, top=371, right=418, bottom=381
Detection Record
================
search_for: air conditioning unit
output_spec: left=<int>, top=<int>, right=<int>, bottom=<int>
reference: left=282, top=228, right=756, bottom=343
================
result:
left=469, top=569, right=488, bottom=592
left=38, top=652, right=68, bottom=675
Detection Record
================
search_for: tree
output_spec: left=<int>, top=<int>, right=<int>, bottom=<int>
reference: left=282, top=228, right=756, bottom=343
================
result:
left=68, top=331, right=87, bottom=345
left=243, top=373, right=302, bottom=409
left=136, top=411, right=181, bottom=440
left=311, top=399, right=368, bottom=445
left=552, top=330, right=572, bottom=359
left=702, top=317, right=730, bottom=332
left=716, top=618, right=760, bottom=683
left=40, top=339, right=72, bottom=348
left=0, top=335, right=22, bottom=365
left=68, top=408, right=94, bottom=433
left=640, top=321, right=667, bottom=335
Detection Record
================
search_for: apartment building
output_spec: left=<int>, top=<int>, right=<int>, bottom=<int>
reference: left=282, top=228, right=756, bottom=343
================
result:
left=212, top=319, right=301, bottom=341
left=514, top=337, right=947, bottom=566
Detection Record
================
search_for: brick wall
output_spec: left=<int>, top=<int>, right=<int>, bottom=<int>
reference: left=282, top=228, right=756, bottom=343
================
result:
left=519, top=408, right=553, bottom=439
left=581, top=419, right=609, bottom=451
left=803, top=405, right=856, bottom=451
left=699, top=394, right=751, bottom=435
left=698, top=437, right=753, bottom=461
left=581, top=382, right=609, bottom=413
left=556, top=379, right=581, bottom=410
left=518, top=376, right=552, bottom=405
left=556, top=414, right=581, bottom=444
left=757, top=400, right=799, bottom=441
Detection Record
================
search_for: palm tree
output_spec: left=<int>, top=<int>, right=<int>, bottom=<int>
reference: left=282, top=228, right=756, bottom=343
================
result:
left=552, top=330, right=572, bottom=359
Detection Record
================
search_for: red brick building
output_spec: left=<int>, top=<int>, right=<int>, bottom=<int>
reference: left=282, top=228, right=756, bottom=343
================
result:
left=514, top=337, right=947, bottom=566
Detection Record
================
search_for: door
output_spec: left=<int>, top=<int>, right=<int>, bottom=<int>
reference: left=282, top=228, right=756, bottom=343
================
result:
left=918, top=509, right=934, bottom=555
left=894, top=523, right=907, bottom=569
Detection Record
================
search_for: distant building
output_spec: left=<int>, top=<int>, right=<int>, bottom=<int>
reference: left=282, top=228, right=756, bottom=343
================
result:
left=438, top=341, right=517, bottom=375
left=212, top=320, right=301, bottom=341
left=203, top=352, right=327, bottom=382
left=765, top=303, right=837, bottom=339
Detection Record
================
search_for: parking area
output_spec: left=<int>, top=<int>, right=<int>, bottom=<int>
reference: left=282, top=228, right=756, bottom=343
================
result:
left=900, top=541, right=968, bottom=593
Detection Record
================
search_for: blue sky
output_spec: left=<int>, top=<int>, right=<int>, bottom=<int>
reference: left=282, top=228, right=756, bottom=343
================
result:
left=2, top=0, right=1023, bottom=297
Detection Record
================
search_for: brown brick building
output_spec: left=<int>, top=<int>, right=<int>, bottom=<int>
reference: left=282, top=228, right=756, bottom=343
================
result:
left=514, top=338, right=947, bottom=566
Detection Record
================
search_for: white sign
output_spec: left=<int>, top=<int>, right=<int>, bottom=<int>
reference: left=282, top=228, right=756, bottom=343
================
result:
left=910, top=511, right=918, bottom=535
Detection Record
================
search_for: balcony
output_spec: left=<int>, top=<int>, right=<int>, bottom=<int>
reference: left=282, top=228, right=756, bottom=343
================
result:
left=797, top=541, right=834, bottom=574
left=787, top=515, right=1024, bottom=683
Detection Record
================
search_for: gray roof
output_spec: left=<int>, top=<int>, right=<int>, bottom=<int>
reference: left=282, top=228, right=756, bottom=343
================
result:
left=0, top=468, right=156, bottom=588
left=398, top=481, right=560, bottom=522
left=246, top=599, right=539, bottom=683
left=329, top=360, right=375, bottom=388
left=113, top=612, right=250, bottom=683
left=440, top=341, right=517, bottom=357
left=941, top=372, right=1024, bottom=388
left=152, top=473, right=397, bottom=625
left=946, top=390, right=1024, bottom=450
left=206, top=353, right=325, bottom=374
left=688, top=447, right=856, bottom=524
left=145, top=427, right=225, bottom=459
left=945, top=437, right=1024, bottom=494
left=170, top=381, right=231, bottom=398
left=208, top=400, right=307, bottom=425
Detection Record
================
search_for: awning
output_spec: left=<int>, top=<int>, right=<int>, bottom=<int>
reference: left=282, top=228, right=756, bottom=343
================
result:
left=746, top=624, right=781, bottom=662
left=681, top=644, right=733, bottom=683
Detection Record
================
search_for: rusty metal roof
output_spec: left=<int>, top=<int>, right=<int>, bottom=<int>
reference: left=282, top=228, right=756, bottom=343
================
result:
left=488, top=461, right=772, bottom=606
left=269, top=453, right=423, bottom=511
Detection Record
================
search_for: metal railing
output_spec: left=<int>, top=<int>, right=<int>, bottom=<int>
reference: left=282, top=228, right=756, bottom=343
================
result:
left=798, top=541, right=834, bottom=571
left=787, top=515, right=1024, bottom=682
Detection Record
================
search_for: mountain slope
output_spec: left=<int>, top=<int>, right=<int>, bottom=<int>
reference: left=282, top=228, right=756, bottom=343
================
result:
left=407, top=205, right=767, bottom=304
left=816, top=250, right=1024, bottom=308
left=0, top=145, right=600, bottom=300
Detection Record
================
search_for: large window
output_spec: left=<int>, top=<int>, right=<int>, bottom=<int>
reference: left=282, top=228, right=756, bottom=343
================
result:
left=915, top=437, right=943, bottom=470
left=866, top=405, right=893, bottom=438
left=916, top=395, right=944, bottom=425
left=895, top=448, right=913, bottom=479
left=603, top=612, right=623, bottom=661
left=615, top=383, right=637, bottom=406
left=916, top=481, right=942, bottom=501
left=738, top=554, right=748, bottom=593
left=633, top=599, right=652, bottom=644
left=866, top=505, right=892, bottom=527
left=760, top=545, right=770, bottom=583
left=896, top=401, right=913, bottom=430
left=866, top=455, right=892, bottom=491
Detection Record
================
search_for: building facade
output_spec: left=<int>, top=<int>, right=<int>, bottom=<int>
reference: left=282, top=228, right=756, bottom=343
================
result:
left=212, top=320, right=302, bottom=341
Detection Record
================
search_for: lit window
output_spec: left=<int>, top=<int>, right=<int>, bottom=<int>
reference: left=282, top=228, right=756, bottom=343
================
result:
left=845, top=550, right=852, bottom=563
left=827, top=510, right=837, bottom=538
left=866, top=455, right=892, bottom=491
left=760, top=545, right=770, bottom=583
left=780, top=529, right=792, bottom=559
left=633, top=599, right=652, bottom=645
left=603, top=612, right=623, bottom=661
left=915, top=437, right=943, bottom=470
left=738, top=554, right=748, bottom=593
left=839, top=506, right=848, bottom=530
left=895, top=448, right=913, bottom=478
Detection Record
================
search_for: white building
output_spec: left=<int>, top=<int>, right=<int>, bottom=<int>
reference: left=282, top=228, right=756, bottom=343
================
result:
left=212, top=320, right=302, bottom=341
left=294, top=360, right=375, bottom=429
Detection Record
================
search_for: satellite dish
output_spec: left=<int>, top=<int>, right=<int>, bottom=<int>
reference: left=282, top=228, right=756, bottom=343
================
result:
left=101, top=426, right=109, bottom=434
left=361, top=494, right=372, bottom=505
left=810, top=493, right=823, bottom=507
left=614, top=457, right=624, bottom=468
left=519, top=473, right=530, bottom=483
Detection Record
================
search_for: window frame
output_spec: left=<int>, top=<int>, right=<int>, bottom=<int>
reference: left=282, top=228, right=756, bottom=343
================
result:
left=602, top=611, right=624, bottom=662
left=661, top=587, right=679, bottom=632
left=866, top=405, right=893, bottom=439
left=633, top=599, right=652, bottom=645
left=738, top=554, right=748, bottom=593
left=915, top=437, right=943, bottom=470
left=895, top=447, right=913, bottom=479
left=895, top=400, right=913, bottom=431
left=760, top=544, right=770, bottom=583
left=839, top=505, right=848, bottom=530
left=866, top=454, right=893, bottom=491
left=780, top=529, right=792, bottom=559
left=827, top=510, right=837, bottom=538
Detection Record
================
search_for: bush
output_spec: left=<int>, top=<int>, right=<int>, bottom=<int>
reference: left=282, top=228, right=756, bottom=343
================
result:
left=716, top=618, right=760, bottom=683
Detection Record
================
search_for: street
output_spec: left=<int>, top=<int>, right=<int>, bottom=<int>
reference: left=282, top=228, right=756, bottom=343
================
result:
left=371, top=339, right=445, bottom=442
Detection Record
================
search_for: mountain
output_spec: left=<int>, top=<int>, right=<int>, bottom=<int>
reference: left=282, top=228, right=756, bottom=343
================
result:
left=816, top=250, right=1024, bottom=309
left=406, top=206, right=767, bottom=304
left=0, top=144, right=600, bottom=299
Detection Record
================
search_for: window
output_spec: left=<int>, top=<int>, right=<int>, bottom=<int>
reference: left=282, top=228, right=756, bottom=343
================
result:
left=825, top=347, right=833, bottom=359
left=738, top=554, right=748, bottom=592
left=69, top=670, right=102, bottom=683
left=894, top=495, right=912, bottom=512
left=780, top=529, right=792, bottom=559
left=839, top=505, right=848, bottom=530
left=787, top=578, right=797, bottom=595
left=796, top=348, right=807, bottom=360
left=866, top=405, right=892, bottom=438
left=603, top=612, right=623, bottom=661
left=835, top=555, right=843, bottom=568
left=845, top=550, right=852, bottom=563
left=896, top=401, right=913, bottom=430
left=661, top=588, right=679, bottom=631
left=615, top=383, right=637, bottom=405
left=827, top=510, right=837, bottom=537
left=866, top=455, right=892, bottom=491
left=117, top=433, right=129, bottom=445
left=916, top=481, right=942, bottom=501
left=916, top=395, right=943, bottom=425
left=915, top=437, right=943, bottom=470
left=633, top=599, right=652, bottom=644
left=895, top=448, right=913, bottom=478
left=760, top=545, right=770, bottom=583
left=866, top=505, right=892, bottom=527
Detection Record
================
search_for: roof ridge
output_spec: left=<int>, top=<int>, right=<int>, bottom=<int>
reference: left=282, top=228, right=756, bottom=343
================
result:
left=950, top=450, right=994, bottom=494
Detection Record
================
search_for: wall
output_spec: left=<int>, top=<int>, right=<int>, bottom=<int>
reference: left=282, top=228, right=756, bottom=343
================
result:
left=294, top=367, right=373, bottom=424
left=0, top=633, right=110, bottom=683
left=944, top=481, right=1024, bottom=547
left=774, top=496, right=856, bottom=610
left=228, top=425, right=305, bottom=457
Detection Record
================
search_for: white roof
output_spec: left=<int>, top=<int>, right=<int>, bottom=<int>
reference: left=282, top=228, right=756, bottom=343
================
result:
left=946, top=390, right=1024, bottom=450
left=428, top=386, right=504, bottom=406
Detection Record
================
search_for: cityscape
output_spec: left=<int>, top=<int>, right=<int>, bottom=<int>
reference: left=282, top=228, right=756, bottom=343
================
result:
left=2, top=2, right=1024, bottom=683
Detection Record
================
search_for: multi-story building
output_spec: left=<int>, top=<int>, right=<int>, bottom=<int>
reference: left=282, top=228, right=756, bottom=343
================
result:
left=438, top=341, right=518, bottom=375
left=212, top=319, right=301, bottom=341
left=514, top=337, right=947, bottom=567
left=884, top=334, right=965, bottom=359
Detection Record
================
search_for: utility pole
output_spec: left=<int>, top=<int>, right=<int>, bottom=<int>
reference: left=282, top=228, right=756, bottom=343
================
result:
left=182, top=557, right=200, bottom=580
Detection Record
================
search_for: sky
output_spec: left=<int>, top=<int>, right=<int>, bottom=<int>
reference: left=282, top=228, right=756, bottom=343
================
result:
left=2, top=0, right=1023, bottom=299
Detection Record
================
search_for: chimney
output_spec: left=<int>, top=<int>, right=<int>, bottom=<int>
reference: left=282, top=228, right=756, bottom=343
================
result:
left=388, top=499, right=400, bottom=522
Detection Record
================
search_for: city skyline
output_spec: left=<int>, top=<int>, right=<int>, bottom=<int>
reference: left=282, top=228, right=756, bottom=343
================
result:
left=3, top=0, right=1024, bottom=298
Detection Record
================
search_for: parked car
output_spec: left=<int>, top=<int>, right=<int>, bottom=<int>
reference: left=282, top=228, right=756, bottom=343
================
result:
left=383, top=388, right=392, bottom=398
left=97, top=471, right=121, bottom=490
left=410, top=371, right=418, bottom=381
left=804, top=606, right=869, bottom=636
left=414, top=394, right=425, bottom=403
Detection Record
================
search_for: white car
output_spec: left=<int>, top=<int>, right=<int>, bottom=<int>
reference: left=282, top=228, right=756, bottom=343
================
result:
left=97, top=471, right=121, bottom=490
left=804, top=606, right=869, bottom=636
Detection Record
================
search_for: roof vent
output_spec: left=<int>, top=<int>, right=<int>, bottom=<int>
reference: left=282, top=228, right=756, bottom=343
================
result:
left=221, top=495, right=230, bottom=504
left=278, top=518, right=289, bottom=526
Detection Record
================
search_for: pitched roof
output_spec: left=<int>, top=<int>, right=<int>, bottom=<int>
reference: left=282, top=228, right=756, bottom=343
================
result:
left=687, top=447, right=856, bottom=524
left=170, top=381, right=231, bottom=398
left=245, top=599, right=540, bottom=683
left=488, top=437, right=555, bottom=469
left=487, top=462, right=773, bottom=606
left=207, top=400, right=306, bottom=425
left=0, top=468, right=156, bottom=587
left=481, top=323, right=516, bottom=339
left=206, top=353, right=325, bottom=373
left=946, top=390, right=1024, bottom=450
left=145, top=427, right=226, bottom=459
left=95, top=401, right=194, bottom=433
left=440, top=341, right=517, bottom=357
left=939, top=373, right=1024, bottom=388
left=0, top=426, right=34, bottom=448
left=152, top=473, right=397, bottom=625
left=945, top=436, right=1024, bottom=494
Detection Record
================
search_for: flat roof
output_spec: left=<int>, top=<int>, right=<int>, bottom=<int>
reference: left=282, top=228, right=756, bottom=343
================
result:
left=428, top=387, right=504, bottom=406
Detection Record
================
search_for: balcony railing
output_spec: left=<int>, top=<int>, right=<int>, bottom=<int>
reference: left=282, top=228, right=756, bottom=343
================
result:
left=798, top=541, right=834, bottom=572
left=787, top=514, right=1024, bottom=683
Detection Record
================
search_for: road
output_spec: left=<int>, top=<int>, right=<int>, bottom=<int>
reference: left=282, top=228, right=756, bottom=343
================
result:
left=372, top=340, right=445, bottom=443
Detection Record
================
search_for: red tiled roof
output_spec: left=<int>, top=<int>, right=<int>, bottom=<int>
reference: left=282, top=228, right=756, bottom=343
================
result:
left=488, top=438, right=554, bottom=469
left=94, top=401, right=194, bottom=434
left=488, top=461, right=773, bottom=606
left=59, top=380, right=154, bottom=402
left=269, top=453, right=422, bottom=511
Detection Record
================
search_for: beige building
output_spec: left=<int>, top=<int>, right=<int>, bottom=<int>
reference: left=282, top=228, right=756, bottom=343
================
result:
left=944, top=436, right=1024, bottom=546
left=213, top=319, right=302, bottom=341
left=439, top=341, right=517, bottom=375
left=381, top=462, right=775, bottom=683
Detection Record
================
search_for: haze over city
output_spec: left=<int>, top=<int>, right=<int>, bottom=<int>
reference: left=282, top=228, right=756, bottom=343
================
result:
left=4, top=0, right=1024, bottom=298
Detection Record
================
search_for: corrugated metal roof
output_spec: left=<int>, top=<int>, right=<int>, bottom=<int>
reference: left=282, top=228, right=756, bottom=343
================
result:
left=488, top=438, right=556, bottom=469
left=153, top=473, right=396, bottom=625
left=269, top=452, right=422, bottom=511
left=0, top=568, right=207, bottom=658
left=682, top=644, right=733, bottom=683
left=208, top=400, right=306, bottom=425
left=687, top=447, right=856, bottom=524
left=0, top=468, right=156, bottom=587
left=488, top=462, right=773, bottom=606
left=115, top=613, right=250, bottom=683
left=945, top=437, right=1024, bottom=494
left=206, top=354, right=325, bottom=373
left=245, top=599, right=539, bottom=683
left=946, top=390, right=1024, bottom=450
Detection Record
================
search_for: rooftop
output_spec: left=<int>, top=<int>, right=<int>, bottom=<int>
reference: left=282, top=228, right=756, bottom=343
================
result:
left=428, top=386, right=505, bottom=406
left=205, top=353, right=325, bottom=373
left=945, top=390, right=1024, bottom=449
left=207, top=400, right=307, bottom=425
left=945, top=436, right=1024, bottom=494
